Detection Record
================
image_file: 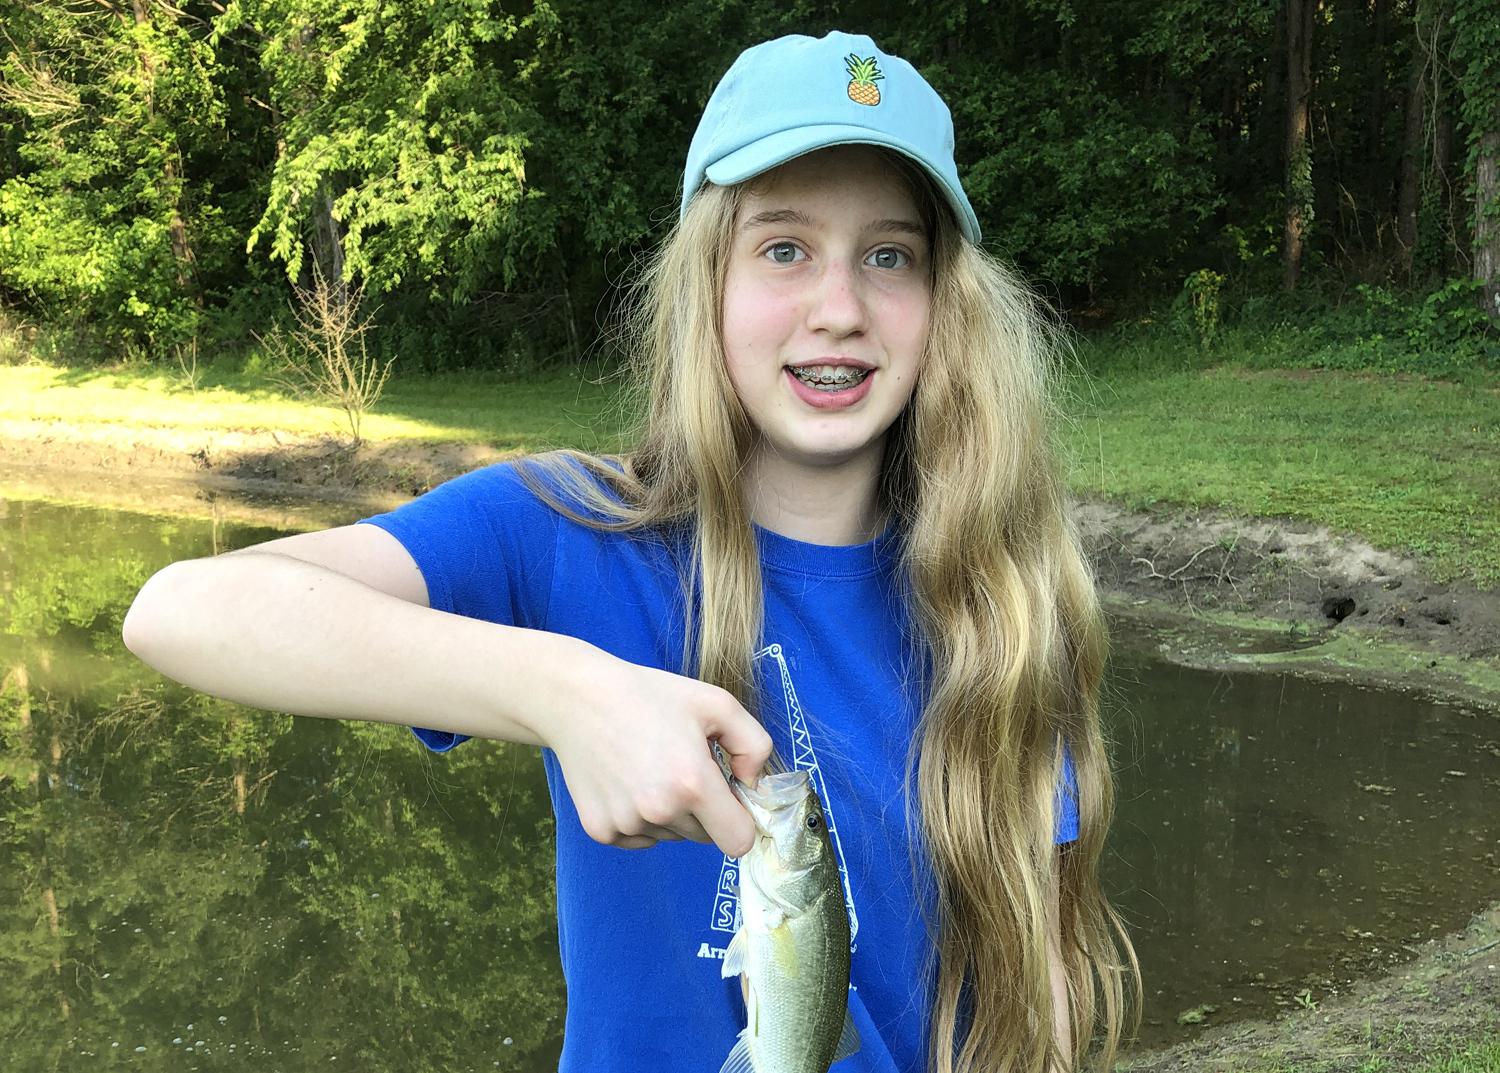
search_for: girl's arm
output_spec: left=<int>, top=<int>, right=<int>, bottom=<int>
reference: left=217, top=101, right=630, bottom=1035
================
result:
left=121, top=525, right=772, bottom=856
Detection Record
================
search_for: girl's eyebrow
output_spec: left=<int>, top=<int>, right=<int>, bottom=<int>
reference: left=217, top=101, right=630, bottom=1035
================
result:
left=739, top=208, right=813, bottom=233
left=738, top=208, right=926, bottom=237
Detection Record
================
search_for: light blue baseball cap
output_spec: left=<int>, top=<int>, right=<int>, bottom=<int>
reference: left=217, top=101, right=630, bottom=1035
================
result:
left=681, top=30, right=982, bottom=244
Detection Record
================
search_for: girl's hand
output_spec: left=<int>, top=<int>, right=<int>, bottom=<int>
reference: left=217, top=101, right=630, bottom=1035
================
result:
left=542, top=651, right=773, bottom=857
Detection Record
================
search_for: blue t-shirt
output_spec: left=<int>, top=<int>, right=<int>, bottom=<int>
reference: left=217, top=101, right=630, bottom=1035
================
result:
left=357, top=459, right=1078, bottom=1073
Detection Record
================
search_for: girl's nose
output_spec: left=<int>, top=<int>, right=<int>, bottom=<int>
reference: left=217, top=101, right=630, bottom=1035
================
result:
left=804, top=258, right=867, bottom=337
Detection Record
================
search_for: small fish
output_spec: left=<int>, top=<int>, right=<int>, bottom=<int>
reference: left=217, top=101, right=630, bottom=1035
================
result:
left=717, top=770, right=861, bottom=1073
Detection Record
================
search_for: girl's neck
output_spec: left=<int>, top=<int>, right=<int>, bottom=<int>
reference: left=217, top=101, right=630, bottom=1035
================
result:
left=740, top=445, right=889, bottom=547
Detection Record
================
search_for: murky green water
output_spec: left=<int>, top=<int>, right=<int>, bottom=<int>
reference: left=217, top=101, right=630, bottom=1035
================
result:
left=2, top=493, right=1498, bottom=1068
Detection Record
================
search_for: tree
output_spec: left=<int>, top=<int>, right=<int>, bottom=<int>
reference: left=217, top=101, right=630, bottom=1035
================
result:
left=213, top=0, right=556, bottom=300
left=1282, top=0, right=1316, bottom=291
left=0, top=0, right=231, bottom=355
left=1449, top=0, right=1500, bottom=321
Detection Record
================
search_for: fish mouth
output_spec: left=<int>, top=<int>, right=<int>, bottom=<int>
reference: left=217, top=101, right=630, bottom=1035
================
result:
left=735, top=770, right=811, bottom=810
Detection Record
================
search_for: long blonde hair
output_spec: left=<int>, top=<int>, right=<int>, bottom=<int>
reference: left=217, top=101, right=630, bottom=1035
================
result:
left=516, top=150, right=1141, bottom=1073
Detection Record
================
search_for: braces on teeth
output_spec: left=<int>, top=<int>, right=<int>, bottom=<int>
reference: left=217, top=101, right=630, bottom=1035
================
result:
left=791, top=366, right=868, bottom=386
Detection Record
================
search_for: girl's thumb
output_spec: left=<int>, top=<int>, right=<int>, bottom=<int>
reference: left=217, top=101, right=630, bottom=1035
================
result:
left=715, top=711, right=773, bottom=786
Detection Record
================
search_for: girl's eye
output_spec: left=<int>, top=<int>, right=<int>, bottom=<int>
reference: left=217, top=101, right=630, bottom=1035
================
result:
left=868, top=247, right=910, bottom=270
left=765, top=242, right=804, bottom=265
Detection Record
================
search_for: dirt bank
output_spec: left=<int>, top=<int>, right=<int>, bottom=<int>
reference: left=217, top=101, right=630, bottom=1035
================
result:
left=0, top=416, right=509, bottom=503
left=1077, top=500, right=1500, bottom=716
left=5, top=416, right=1494, bottom=668
left=3, top=417, right=1498, bottom=1067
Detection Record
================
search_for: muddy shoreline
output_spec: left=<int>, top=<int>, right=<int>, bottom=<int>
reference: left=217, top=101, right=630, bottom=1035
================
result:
left=6, top=418, right=1495, bottom=668
left=3, top=421, right=1499, bottom=1069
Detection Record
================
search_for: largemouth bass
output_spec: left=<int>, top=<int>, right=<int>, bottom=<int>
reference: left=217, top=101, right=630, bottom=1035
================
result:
left=717, top=770, right=861, bottom=1073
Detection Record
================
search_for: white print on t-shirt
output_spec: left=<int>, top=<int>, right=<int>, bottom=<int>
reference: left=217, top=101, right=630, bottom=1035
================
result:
left=706, top=643, right=860, bottom=943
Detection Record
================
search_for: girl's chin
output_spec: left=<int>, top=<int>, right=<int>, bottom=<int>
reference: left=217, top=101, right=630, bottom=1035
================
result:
left=756, top=428, right=890, bottom=471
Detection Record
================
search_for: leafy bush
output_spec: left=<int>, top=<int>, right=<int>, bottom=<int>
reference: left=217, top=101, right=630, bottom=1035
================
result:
left=1169, top=269, right=1227, bottom=350
left=1079, top=277, right=1499, bottom=383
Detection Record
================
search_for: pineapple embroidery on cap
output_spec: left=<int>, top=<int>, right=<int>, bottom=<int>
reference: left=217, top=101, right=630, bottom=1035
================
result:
left=844, top=53, right=884, bottom=106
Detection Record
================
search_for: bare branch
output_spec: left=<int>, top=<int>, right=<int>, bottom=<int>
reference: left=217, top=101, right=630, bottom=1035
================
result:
left=255, top=262, right=393, bottom=446
left=0, top=27, right=85, bottom=122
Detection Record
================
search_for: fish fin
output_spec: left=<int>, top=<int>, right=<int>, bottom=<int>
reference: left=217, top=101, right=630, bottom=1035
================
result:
left=770, top=919, right=798, bottom=975
left=831, top=1007, right=861, bottom=1063
left=717, top=1029, right=755, bottom=1073
left=721, top=927, right=748, bottom=980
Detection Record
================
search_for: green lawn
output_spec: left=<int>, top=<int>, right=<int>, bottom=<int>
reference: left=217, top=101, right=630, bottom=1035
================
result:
left=1159, top=1035, right=1500, bottom=1073
left=1234, top=1035, right=1500, bottom=1073
left=0, top=363, right=629, bottom=453
left=3, top=353, right=1496, bottom=589
left=1060, top=363, right=1500, bottom=588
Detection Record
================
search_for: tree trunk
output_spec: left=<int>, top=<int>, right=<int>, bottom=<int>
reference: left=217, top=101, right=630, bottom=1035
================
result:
left=1261, top=3, right=1287, bottom=154
left=1396, top=45, right=1427, bottom=271
left=1475, top=130, right=1500, bottom=321
left=129, top=0, right=195, bottom=291
left=310, top=188, right=349, bottom=306
left=1367, top=0, right=1386, bottom=161
left=1435, top=87, right=1456, bottom=272
left=1283, top=0, right=1317, bottom=291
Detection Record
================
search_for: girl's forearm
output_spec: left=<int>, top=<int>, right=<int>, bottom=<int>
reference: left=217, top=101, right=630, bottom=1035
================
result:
left=121, top=551, right=598, bottom=746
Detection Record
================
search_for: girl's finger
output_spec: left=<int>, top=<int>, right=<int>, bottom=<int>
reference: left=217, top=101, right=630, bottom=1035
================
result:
left=694, top=768, right=758, bottom=859
left=612, top=833, right=659, bottom=850
left=616, top=822, right=686, bottom=847
left=667, top=816, right=712, bottom=844
left=712, top=708, right=774, bottom=785
left=642, top=822, right=688, bottom=842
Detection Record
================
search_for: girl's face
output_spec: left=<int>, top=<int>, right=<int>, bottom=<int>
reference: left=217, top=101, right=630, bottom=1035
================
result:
left=721, top=146, right=931, bottom=477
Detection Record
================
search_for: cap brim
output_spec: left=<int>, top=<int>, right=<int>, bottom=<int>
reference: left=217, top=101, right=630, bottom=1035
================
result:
left=704, top=123, right=981, bottom=243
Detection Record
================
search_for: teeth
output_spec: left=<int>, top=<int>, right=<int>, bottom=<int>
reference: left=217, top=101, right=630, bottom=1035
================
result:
left=790, top=365, right=869, bottom=387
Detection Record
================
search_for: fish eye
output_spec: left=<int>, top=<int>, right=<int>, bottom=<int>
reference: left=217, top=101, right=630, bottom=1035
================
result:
left=805, top=814, right=821, bottom=831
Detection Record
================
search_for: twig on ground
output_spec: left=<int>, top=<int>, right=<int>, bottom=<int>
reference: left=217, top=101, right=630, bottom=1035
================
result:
left=1169, top=542, right=1221, bottom=580
left=1461, top=938, right=1499, bottom=958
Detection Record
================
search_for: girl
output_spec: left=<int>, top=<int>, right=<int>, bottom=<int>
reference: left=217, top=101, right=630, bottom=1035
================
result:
left=123, top=30, right=1139, bottom=1073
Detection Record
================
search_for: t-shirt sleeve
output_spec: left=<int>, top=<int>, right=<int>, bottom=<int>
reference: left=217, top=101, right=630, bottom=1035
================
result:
left=354, top=460, right=561, bottom=753
left=1054, top=737, right=1080, bottom=845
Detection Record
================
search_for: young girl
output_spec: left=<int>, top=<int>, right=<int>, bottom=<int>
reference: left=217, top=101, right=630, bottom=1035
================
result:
left=124, top=30, right=1139, bottom=1073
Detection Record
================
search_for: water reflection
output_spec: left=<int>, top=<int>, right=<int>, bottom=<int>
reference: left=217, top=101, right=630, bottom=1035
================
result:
left=0, top=496, right=563, bottom=1070
left=1, top=494, right=1497, bottom=1065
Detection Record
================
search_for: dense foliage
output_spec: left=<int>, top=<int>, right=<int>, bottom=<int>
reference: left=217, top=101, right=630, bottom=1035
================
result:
left=0, top=0, right=1496, bottom=373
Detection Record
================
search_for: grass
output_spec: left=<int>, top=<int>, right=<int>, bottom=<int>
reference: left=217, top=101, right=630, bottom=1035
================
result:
left=0, top=362, right=629, bottom=453
left=1119, top=1024, right=1500, bottom=1073
left=1063, top=328, right=1500, bottom=590
left=1230, top=1036, right=1500, bottom=1073
left=1414, top=1038, right=1500, bottom=1073
left=2, top=326, right=1497, bottom=590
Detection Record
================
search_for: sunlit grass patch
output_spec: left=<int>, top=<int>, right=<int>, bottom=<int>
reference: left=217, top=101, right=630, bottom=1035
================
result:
left=0, top=363, right=629, bottom=454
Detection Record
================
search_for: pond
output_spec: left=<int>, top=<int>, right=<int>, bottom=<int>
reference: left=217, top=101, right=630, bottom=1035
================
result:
left=2, top=491, right=1497, bottom=1068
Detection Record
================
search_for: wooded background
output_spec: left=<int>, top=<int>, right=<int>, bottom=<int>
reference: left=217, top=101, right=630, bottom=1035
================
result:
left=1, top=0, right=1497, bottom=373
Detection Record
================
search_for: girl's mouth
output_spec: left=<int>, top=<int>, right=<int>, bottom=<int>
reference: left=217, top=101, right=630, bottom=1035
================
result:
left=788, top=365, right=870, bottom=390
left=784, top=366, right=875, bottom=409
